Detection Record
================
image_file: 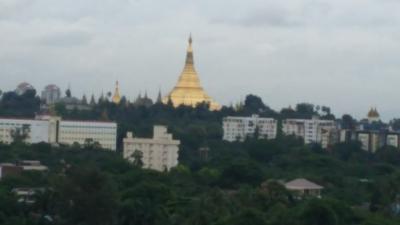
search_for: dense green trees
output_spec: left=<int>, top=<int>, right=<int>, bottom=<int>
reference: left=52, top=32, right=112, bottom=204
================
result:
left=1, top=92, right=400, bottom=224
left=1, top=139, right=400, bottom=224
left=0, top=90, right=40, bottom=117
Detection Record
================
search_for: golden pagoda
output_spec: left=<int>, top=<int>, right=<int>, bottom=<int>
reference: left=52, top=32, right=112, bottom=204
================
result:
left=163, top=35, right=220, bottom=110
left=112, top=81, right=121, bottom=104
left=367, top=107, right=380, bottom=123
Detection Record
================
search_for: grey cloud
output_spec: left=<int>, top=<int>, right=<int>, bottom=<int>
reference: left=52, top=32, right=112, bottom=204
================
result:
left=0, top=0, right=35, bottom=19
left=240, top=8, right=303, bottom=27
left=210, top=6, right=303, bottom=28
left=1, top=0, right=400, bottom=121
left=37, top=31, right=93, bottom=47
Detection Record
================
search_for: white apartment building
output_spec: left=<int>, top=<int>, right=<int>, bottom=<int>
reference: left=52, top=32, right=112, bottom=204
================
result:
left=58, top=120, right=117, bottom=150
left=0, top=118, right=50, bottom=144
left=282, top=117, right=336, bottom=145
left=356, top=131, right=384, bottom=153
left=386, top=133, right=399, bottom=148
left=123, top=126, right=180, bottom=171
left=223, top=115, right=277, bottom=142
left=0, top=116, right=117, bottom=150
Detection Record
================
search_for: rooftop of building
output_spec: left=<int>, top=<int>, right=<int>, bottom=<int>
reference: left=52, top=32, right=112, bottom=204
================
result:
left=0, top=116, right=116, bottom=124
left=285, top=178, right=323, bottom=190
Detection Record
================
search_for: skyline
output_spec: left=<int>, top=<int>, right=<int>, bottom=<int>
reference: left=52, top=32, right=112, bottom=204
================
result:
left=1, top=0, right=400, bottom=120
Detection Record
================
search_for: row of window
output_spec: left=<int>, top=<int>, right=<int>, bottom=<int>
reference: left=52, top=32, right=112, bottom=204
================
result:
left=60, top=131, right=116, bottom=135
left=60, top=125, right=116, bottom=129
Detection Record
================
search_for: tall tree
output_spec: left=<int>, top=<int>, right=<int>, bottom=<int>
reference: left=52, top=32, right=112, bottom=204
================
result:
left=296, top=103, right=315, bottom=118
left=53, top=166, right=118, bottom=225
left=244, top=94, right=267, bottom=113
left=131, top=150, right=144, bottom=168
left=341, top=114, right=356, bottom=130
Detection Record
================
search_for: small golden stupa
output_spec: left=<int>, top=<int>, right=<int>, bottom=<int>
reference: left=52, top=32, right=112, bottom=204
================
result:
left=367, top=107, right=380, bottom=123
left=112, top=81, right=121, bottom=104
left=163, top=35, right=220, bottom=110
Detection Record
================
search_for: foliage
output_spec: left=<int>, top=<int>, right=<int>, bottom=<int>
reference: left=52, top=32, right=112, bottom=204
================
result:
left=0, top=92, right=399, bottom=224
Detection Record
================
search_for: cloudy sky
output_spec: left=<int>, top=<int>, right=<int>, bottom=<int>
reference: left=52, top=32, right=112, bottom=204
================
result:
left=0, top=0, right=399, bottom=120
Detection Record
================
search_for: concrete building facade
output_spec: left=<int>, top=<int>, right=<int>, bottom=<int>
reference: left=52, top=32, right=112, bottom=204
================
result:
left=282, top=117, right=336, bottom=145
left=58, top=120, right=117, bottom=150
left=0, top=118, right=50, bottom=144
left=222, top=115, right=277, bottom=142
left=0, top=116, right=117, bottom=150
left=123, top=126, right=180, bottom=171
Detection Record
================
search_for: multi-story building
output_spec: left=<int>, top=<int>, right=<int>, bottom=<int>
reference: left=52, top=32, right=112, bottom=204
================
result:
left=223, top=115, right=277, bottom=142
left=320, top=128, right=340, bottom=149
left=339, top=129, right=356, bottom=143
left=123, top=126, right=180, bottom=171
left=282, top=117, right=336, bottom=145
left=41, top=84, right=61, bottom=105
left=0, top=116, right=117, bottom=150
left=340, top=129, right=400, bottom=152
left=386, top=133, right=400, bottom=148
left=356, top=131, right=384, bottom=153
left=0, top=118, right=50, bottom=144
left=336, top=108, right=400, bottom=152
left=58, top=120, right=117, bottom=150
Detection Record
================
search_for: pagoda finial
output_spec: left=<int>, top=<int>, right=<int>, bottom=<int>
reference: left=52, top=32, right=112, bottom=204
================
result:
left=185, top=34, right=194, bottom=64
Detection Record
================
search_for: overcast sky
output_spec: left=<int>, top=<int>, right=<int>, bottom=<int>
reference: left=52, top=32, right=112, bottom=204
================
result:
left=0, top=0, right=399, bottom=121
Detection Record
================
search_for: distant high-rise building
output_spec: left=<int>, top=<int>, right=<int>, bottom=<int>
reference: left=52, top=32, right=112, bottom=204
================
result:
left=41, top=84, right=61, bottom=105
left=123, top=126, right=180, bottom=171
left=163, top=35, right=220, bottom=110
left=15, top=82, right=35, bottom=95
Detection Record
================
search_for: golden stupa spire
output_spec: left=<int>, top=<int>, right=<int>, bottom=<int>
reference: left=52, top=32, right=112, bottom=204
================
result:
left=163, top=35, right=220, bottom=110
left=112, top=80, right=121, bottom=104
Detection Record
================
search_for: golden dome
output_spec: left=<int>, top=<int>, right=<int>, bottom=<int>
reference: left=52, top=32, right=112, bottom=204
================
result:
left=163, top=35, right=220, bottom=110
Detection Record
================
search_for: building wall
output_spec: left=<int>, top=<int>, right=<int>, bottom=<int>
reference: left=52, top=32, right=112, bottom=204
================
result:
left=0, top=118, right=49, bottom=144
left=339, top=130, right=400, bottom=152
left=123, top=126, right=180, bottom=171
left=282, top=118, right=336, bottom=145
left=356, top=132, right=382, bottom=152
left=357, top=132, right=370, bottom=151
left=58, top=121, right=117, bottom=151
left=0, top=117, right=117, bottom=151
left=386, top=134, right=399, bottom=148
left=223, top=115, right=277, bottom=142
left=223, top=115, right=336, bottom=146
left=370, top=133, right=382, bottom=153
left=321, top=129, right=339, bottom=149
